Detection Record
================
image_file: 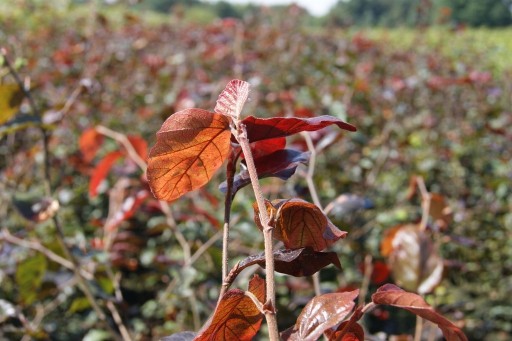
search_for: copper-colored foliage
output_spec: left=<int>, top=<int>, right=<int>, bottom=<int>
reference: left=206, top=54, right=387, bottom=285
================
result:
left=380, top=224, right=444, bottom=294
left=372, top=284, right=468, bottom=341
left=147, top=108, right=231, bottom=202
left=214, top=79, right=250, bottom=119
left=256, top=199, right=347, bottom=251
left=127, top=135, right=148, bottom=161
left=283, top=290, right=359, bottom=341
left=326, top=321, right=365, bottom=341
left=89, top=150, right=124, bottom=197
left=195, top=275, right=265, bottom=341
left=79, top=128, right=104, bottom=163
left=241, top=115, right=356, bottom=143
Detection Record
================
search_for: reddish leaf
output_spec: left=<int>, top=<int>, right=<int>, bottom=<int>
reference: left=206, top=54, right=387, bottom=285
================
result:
left=241, top=115, right=356, bottom=143
left=89, top=151, right=124, bottom=197
left=127, top=135, right=148, bottom=161
left=255, top=199, right=347, bottom=251
left=372, top=284, right=468, bottom=341
left=246, top=137, right=286, bottom=159
left=220, top=149, right=310, bottom=195
left=105, top=190, right=150, bottom=231
left=146, top=109, right=231, bottom=202
left=381, top=224, right=444, bottom=294
left=326, top=321, right=365, bottom=341
left=195, top=275, right=265, bottom=341
left=231, top=248, right=341, bottom=280
left=79, top=128, right=104, bottom=163
left=283, top=290, right=359, bottom=341
left=214, top=79, right=250, bottom=119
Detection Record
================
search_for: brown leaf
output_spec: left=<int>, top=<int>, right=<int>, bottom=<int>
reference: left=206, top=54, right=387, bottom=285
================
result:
left=273, top=199, right=347, bottom=251
left=327, top=321, right=365, bottom=341
left=284, top=290, right=359, bottom=341
left=234, top=248, right=341, bottom=279
left=381, top=224, right=444, bottom=294
left=147, top=108, right=231, bottom=202
left=215, top=79, right=250, bottom=119
left=195, top=275, right=265, bottom=341
left=372, top=284, right=468, bottom=341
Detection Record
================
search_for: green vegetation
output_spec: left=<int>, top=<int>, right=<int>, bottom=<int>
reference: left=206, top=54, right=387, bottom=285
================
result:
left=1, top=1, right=511, bottom=340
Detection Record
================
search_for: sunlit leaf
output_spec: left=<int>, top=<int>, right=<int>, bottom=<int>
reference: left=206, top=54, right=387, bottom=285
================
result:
left=147, top=108, right=231, bottom=202
left=245, top=137, right=286, bottom=159
left=372, top=284, right=468, bottom=341
left=0, top=83, right=24, bottom=124
left=16, top=253, right=47, bottom=305
left=380, top=224, right=444, bottom=294
left=195, top=275, right=265, bottom=341
left=89, top=151, right=124, bottom=198
left=214, top=79, right=250, bottom=119
left=241, top=115, right=356, bottom=143
left=220, top=149, right=310, bottom=195
left=127, top=135, right=148, bottom=161
left=255, top=199, right=347, bottom=251
left=79, top=128, right=104, bottom=163
left=283, top=290, right=359, bottom=341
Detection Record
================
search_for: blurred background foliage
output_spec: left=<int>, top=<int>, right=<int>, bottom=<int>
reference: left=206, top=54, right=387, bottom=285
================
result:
left=0, top=0, right=511, bottom=340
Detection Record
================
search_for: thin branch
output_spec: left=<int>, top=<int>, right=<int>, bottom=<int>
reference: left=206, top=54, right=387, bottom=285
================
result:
left=0, top=228, right=94, bottom=280
left=300, top=132, right=325, bottom=298
left=244, top=291, right=265, bottom=315
left=414, top=315, right=424, bottom=341
left=95, top=125, right=147, bottom=172
left=106, top=301, right=134, bottom=341
left=235, top=123, right=279, bottom=341
left=359, top=254, right=373, bottom=306
left=416, top=176, right=430, bottom=232
left=187, top=230, right=223, bottom=267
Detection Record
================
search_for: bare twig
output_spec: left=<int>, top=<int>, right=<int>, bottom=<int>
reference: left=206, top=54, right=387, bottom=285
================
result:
left=416, top=176, right=430, bottom=232
left=95, top=125, right=148, bottom=172
left=0, top=228, right=94, bottom=280
left=359, top=254, right=373, bottom=306
left=107, top=301, right=134, bottom=341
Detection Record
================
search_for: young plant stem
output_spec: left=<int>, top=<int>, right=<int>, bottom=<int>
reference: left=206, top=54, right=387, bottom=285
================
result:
left=235, top=123, right=279, bottom=341
left=414, top=315, right=424, bottom=341
left=301, top=132, right=323, bottom=297
left=221, top=153, right=237, bottom=291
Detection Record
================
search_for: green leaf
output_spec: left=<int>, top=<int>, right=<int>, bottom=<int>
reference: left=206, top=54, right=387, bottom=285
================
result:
left=68, top=297, right=91, bottom=313
left=0, top=83, right=24, bottom=124
left=15, top=253, right=47, bottom=305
